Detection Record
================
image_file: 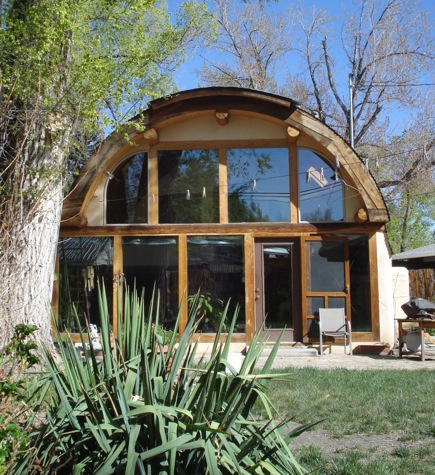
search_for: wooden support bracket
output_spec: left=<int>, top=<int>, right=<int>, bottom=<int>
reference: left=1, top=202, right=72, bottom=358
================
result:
left=354, top=208, right=368, bottom=223
left=65, top=213, right=88, bottom=228
left=215, top=110, right=229, bottom=126
left=143, top=128, right=159, bottom=145
left=286, top=126, right=300, bottom=142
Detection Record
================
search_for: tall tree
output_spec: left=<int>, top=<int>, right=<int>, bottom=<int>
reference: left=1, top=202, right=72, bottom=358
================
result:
left=197, top=0, right=296, bottom=90
left=198, top=0, right=435, bottom=250
left=0, top=0, right=209, bottom=348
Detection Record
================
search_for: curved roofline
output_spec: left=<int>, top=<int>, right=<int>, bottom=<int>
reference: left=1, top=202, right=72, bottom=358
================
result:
left=62, top=87, right=389, bottom=226
left=149, top=86, right=301, bottom=110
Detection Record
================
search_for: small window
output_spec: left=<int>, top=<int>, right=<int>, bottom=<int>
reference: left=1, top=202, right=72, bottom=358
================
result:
left=158, top=150, right=219, bottom=224
left=57, top=237, right=113, bottom=332
left=106, top=152, right=148, bottom=224
left=228, top=148, right=290, bottom=222
left=298, top=149, right=343, bottom=222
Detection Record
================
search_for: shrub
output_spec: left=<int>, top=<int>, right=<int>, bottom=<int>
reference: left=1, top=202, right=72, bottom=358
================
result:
left=14, top=287, right=311, bottom=474
left=0, top=324, right=39, bottom=473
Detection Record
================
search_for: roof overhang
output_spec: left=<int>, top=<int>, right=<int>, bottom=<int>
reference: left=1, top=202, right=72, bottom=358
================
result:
left=392, top=244, right=435, bottom=269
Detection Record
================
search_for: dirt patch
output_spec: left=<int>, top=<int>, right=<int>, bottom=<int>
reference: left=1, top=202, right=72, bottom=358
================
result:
left=287, top=423, right=433, bottom=460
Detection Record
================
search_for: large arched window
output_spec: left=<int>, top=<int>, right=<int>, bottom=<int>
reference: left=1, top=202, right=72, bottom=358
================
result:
left=298, top=149, right=344, bottom=222
left=106, top=152, right=148, bottom=224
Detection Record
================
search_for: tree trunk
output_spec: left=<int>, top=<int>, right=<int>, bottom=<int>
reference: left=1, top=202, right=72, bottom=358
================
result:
left=0, top=114, right=70, bottom=350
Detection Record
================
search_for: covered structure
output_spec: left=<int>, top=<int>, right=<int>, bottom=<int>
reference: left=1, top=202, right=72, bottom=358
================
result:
left=55, top=87, right=394, bottom=346
left=392, top=244, right=435, bottom=302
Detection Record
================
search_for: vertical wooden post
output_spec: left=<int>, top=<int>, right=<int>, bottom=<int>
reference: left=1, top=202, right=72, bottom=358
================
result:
left=368, top=231, right=380, bottom=340
left=113, top=235, right=123, bottom=338
left=149, top=147, right=158, bottom=225
left=244, top=234, right=255, bottom=344
left=178, top=234, right=188, bottom=335
left=289, top=142, right=299, bottom=223
left=219, top=148, right=228, bottom=224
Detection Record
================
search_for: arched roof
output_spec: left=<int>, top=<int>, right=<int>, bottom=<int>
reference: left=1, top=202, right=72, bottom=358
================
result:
left=62, top=87, right=388, bottom=227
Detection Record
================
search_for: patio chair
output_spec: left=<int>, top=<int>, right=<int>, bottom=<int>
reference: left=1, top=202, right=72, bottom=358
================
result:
left=318, top=308, right=352, bottom=355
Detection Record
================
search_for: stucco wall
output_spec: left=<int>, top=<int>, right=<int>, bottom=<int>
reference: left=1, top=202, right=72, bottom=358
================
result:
left=376, top=231, right=396, bottom=345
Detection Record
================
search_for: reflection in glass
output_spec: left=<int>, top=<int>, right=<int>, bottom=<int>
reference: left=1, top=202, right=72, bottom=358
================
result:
left=306, top=241, right=345, bottom=292
left=158, top=150, right=219, bottom=223
left=187, top=236, right=245, bottom=332
left=348, top=235, right=371, bottom=331
left=57, top=237, right=113, bottom=332
left=106, top=153, right=148, bottom=224
left=228, top=148, right=290, bottom=222
left=263, top=246, right=293, bottom=329
left=328, top=297, right=346, bottom=309
left=306, top=297, right=325, bottom=317
left=123, top=237, right=178, bottom=330
left=299, top=149, right=343, bottom=222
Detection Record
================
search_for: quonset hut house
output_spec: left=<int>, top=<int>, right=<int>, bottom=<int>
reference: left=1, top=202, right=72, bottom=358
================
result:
left=56, top=87, right=395, bottom=349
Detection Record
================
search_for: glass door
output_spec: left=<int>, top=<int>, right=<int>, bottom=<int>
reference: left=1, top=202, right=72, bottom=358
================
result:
left=255, top=240, right=301, bottom=341
left=302, top=236, right=351, bottom=340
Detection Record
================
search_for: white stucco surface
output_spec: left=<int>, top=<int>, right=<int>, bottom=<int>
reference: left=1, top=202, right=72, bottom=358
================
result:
left=376, top=231, right=395, bottom=345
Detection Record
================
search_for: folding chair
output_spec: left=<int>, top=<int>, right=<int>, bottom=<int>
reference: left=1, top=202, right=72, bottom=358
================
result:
left=319, top=308, right=352, bottom=355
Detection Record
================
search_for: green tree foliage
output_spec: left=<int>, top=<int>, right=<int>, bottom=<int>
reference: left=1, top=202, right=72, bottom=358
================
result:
left=0, top=0, right=210, bottom=347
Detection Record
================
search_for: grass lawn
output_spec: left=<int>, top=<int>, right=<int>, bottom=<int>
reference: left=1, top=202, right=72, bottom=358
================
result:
left=259, top=368, right=435, bottom=474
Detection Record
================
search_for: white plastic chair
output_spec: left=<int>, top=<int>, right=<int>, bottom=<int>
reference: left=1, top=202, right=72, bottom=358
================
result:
left=318, top=308, right=352, bottom=355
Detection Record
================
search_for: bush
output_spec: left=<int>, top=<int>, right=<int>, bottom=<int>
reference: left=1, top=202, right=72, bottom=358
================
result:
left=14, top=287, right=310, bottom=474
left=0, top=324, right=39, bottom=473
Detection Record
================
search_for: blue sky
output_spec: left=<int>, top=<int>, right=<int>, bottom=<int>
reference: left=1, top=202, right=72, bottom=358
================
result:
left=168, top=0, right=434, bottom=94
left=165, top=0, right=434, bottom=136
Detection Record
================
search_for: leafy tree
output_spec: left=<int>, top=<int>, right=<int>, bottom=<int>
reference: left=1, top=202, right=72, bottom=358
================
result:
left=0, top=0, right=210, bottom=349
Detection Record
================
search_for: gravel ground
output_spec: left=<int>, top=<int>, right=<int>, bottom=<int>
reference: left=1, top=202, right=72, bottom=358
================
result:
left=287, top=423, right=434, bottom=461
left=265, top=350, right=435, bottom=371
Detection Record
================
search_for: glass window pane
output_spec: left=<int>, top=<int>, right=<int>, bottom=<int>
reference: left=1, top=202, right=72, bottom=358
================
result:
left=263, top=246, right=293, bottom=329
left=187, top=236, right=245, bottom=332
left=57, top=237, right=113, bottom=332
left=329, top=297, right=346, bottom=309
left=158, top=150, right=219, bottom=223
left=348, top=235, right=372, bottom=331
left=123, top=237, right=178, bottom=330
left=298, top=149, right=343, bottom=222
left=306, top=296, right=325, bottom=317
left=306, top=241, right=345, bottom=292
left=107, top=153, right=148, bottom=224
left=228, top=148, right=290, bottom=222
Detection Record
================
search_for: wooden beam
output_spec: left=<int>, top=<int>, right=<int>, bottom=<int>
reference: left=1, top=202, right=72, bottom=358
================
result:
left=65, top=213, right=88, bottom=228
left=143, top=127, right=159, bottom=145
left=368, top=232, right=380, bottom=340
left=148, top=148, right=159, bottom=224
left=354, top=208, right=368, bottom=223
left=289, top=142, right=299, bottom=222
left=112, top=236, right=123, bottom=338
left=286, top=126, right=300, bottom=142
left=219, top=149, right=228, bottom=223
left=244, top=234, right=255, bottom=344
left=367, top=209, right=389, bottom=222
left=178, top=235, right=188, bottom=335
left=215, top=110, right=229, bottom=125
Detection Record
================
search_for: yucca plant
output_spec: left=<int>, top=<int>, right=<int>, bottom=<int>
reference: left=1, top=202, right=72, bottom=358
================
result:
left=14, top=285, right=313, bottom=474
